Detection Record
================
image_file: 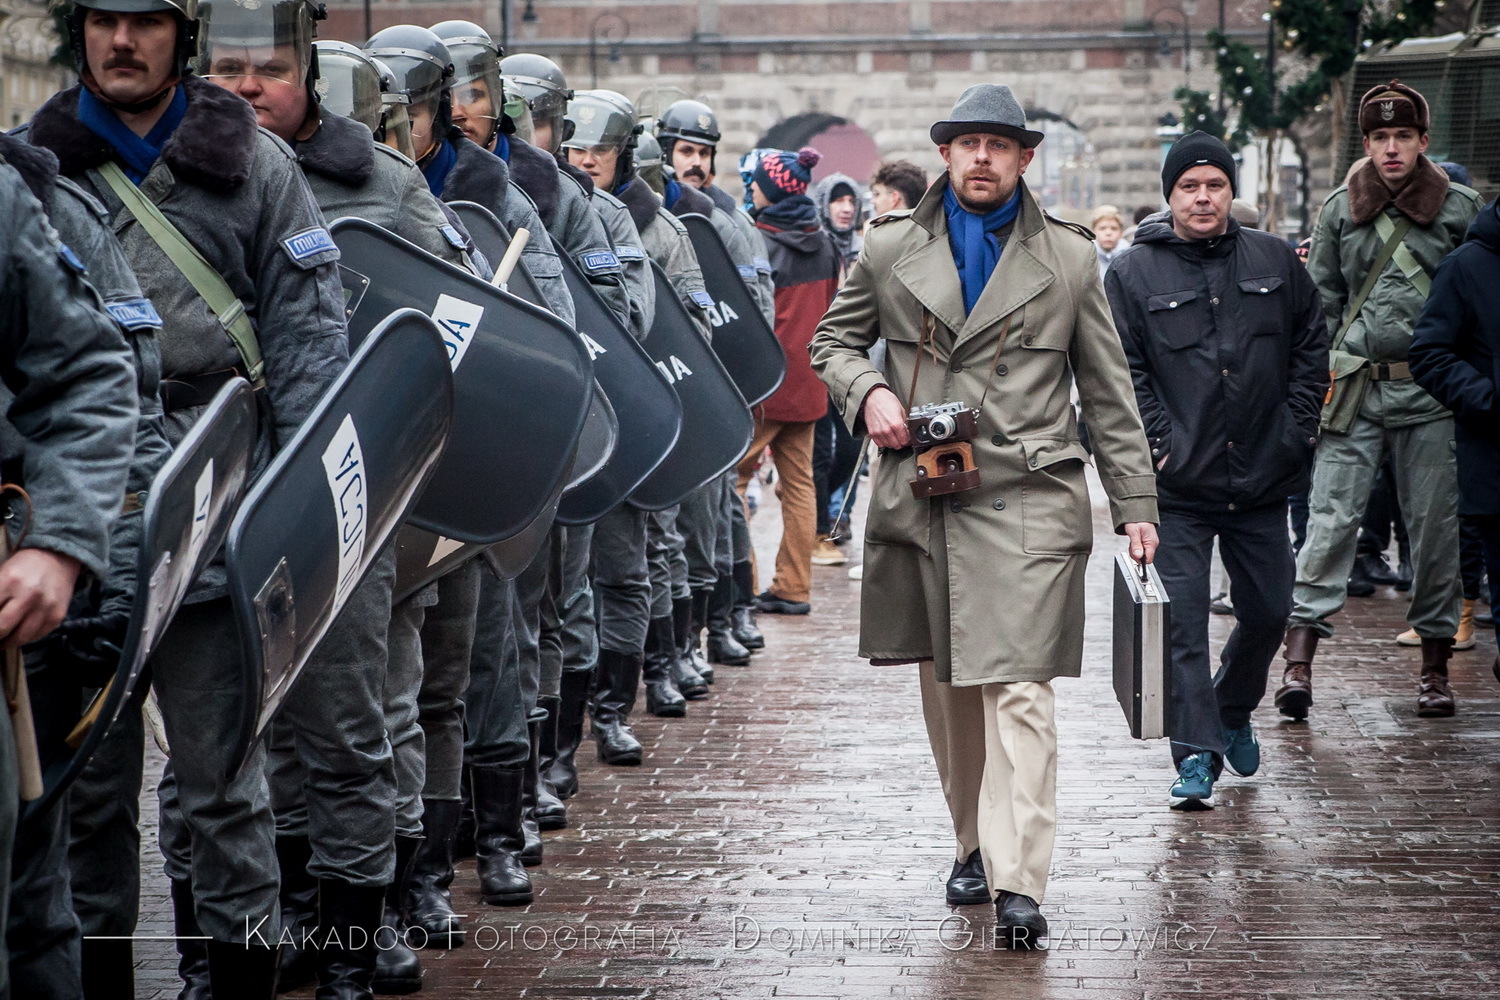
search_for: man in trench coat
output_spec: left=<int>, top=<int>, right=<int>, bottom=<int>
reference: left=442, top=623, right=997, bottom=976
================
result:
left=810, top=85, right=1159, bottom=947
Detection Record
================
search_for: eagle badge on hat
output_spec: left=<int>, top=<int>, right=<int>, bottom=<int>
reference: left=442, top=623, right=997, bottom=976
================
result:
left=575, top=105, right=596, bottom=125
left=697, top=113, right=713, bottom=130
left=1381, top=101, right=1395, bottom=121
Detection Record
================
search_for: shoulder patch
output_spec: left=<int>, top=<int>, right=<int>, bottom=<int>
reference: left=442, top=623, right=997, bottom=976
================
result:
left=440, top=225, right=470, bottom=251
left=282, top=227, right=341, bottom=268
left=1045, top=214, right=1095, bottom=241
left=57, top=242, right=87, bottom=275
left=753, top=257, right=773, bottom=275
left=689, top=290, right=714, bottom=311
left=580, top=248, right=622, bottom=274
left=737, top=263, right=758, bottom=280
left=869, top=209, right=914, bottom=228
left=614, top=244, right=647, bottom=263
left=105, top=296, right=163, bottom=331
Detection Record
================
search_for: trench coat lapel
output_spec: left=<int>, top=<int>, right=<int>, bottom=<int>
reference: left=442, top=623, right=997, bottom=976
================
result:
left=892, top=233, right=967, bottom=340
left=955, top=189, right=1054, bottom=349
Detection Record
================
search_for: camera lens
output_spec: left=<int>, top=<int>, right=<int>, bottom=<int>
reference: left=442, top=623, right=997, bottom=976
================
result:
left=928, top=414, right=955, bottom=440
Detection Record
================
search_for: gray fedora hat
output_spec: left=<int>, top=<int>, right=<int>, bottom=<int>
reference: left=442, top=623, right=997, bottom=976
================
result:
left=930, top=84, right=1044, bottom=148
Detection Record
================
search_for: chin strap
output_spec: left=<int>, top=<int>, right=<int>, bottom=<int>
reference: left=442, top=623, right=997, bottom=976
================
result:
left=82, top=73, right=179, bottom=116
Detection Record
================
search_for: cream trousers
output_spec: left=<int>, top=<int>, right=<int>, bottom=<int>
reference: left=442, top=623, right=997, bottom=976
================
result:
left=918, top=662, right=1057, bottom=902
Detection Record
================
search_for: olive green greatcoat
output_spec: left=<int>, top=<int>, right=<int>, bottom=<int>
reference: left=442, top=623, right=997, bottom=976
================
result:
left=810, top=177, right=1158, bottom=686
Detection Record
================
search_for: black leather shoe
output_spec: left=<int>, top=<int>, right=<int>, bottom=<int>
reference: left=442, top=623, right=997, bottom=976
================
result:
left=730, top=561, right=765, bottom=649
left=644, top=616, right=689, bottom=715
left=534, top=695, right=568, bottom=830
left=314, top=878, right=385, bottom=999
left=521, top=709, right=546, bottom=866
left=1356, top=550, right=1398, bottom=585
left=171, top=877, right=212, bottom=1000
left=688, top=589, right=717, bottom=685
left=274, top=835, right=317, bottom=992
left=945, top=849, right=990, bottom=906
left=671, top=599, right=711, bottom=694
left=1346, top=560, right=1376, bottom=598
left=471, top=765, right=534, bottom=905
left=374, top=835, right=423, bottom=994
left=756, top=590, right=810, bottom=615
left=405, top=800, right=465, bottom=947
left=591, top=650, right=644, bottom=765
left=706, top=576, right=751, bottom=665
left=1395, top=540, right=1413, bottom=592
left=994, top=892, right=1048, bottom=950
left=548, top=669, right=591, bottom=799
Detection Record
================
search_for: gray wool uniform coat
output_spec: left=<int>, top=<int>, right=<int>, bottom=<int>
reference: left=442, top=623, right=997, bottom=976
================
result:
left=810, top=177, right=1158, bottom=687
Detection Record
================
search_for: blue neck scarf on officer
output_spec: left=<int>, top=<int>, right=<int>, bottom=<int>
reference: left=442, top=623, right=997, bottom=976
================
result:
left=493, top=132, right=510, bottom=162
left=944, top=182, right=1021, bottom=315
left=422, top=138, right=458, bottom=198
left=78, top=84, right=187, bottom=185
left=663, top=178, right=682, bottom=211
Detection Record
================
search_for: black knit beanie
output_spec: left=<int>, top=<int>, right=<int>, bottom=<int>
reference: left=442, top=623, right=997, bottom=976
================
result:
left=1161, top=131, right=1237, bottom=200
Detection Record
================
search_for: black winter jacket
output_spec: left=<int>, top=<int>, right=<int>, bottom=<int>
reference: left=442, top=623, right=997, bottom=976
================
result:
left=1104, top=218, right=1329, bottom=511
left=1410, top=199, right=1500, bottom=515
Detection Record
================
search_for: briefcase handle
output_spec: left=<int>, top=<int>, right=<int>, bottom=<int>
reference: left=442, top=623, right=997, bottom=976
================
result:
left=1134, top=555, right=1161, bottom=601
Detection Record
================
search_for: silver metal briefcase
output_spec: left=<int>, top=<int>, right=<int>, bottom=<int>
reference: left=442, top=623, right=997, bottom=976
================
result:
left=1112, top=553, right=1172, bottom=740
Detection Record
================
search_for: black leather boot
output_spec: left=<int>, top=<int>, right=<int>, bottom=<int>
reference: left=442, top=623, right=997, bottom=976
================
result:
left=671, top=596, right=712, bottom=692
left=1274, top=627, right=1317, bottom=721
left=274, top=835, right=318, bottom=992
left=994, top=892, right=1048, bottom=950
left=591, top=650, right=644, bottom=765
left=1395, top=537, right=1414, bottom=592
left=404, top=800, right=465, bottom=948
left=549, top=669, right=591, bottom=799
left=81, top=937, right=134, bottom=1000
left=730, top=560, right=765, bottom=650
left=470, top=764, right=534, bottom=904
left=520, top=708, right=546, bottom=867
left=688, top=588, right=717, bottom=684
left=171, top=877, right=211, bottom=1000
left=534, top=695, right=568, bottom=830
left=373, top=835, right=423, bottom=994
left=643, top=615, right=689, bottom=716
left=453, top=768, right=474, bottom=861
left=706, top=576, right=751, bottom=665
left=206, top=939, right=281, bottom=1000
left=945, top=849, right=990, bottom=905
left=315, top=878, right=385, bottom=999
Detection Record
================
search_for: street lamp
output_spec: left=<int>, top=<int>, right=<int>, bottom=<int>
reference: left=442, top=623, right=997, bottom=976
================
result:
left=589, top=12, right=629, bottom=89
left=1150, top=4, right=1195, bottom=88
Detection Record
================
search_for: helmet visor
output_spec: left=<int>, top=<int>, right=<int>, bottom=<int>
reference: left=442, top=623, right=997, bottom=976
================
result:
left=562, top=98, right=634, bottom=152
left=196, top=0, right=313, bottom=90
left=447, top=41, right=501, bottom=134
left=314, top=48, right=382, bottom=132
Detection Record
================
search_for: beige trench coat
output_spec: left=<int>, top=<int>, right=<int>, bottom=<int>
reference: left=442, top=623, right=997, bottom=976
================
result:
left=810, top=177, right=1158, bottom=686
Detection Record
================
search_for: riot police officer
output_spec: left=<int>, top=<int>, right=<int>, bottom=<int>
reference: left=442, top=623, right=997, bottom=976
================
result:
left=28, top=0, right=352, bottom=990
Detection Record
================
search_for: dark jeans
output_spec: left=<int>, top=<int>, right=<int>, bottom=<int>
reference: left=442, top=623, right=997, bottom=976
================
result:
left=1460, top=516, right=1489, bottom=601
left=1471, top=516, right=1500, bottom=658
left=1155, top=502, right=1295, bottom=765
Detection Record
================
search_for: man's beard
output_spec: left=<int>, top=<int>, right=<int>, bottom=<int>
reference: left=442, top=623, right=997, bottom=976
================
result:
left=954, top=174, right=1016, bottom=213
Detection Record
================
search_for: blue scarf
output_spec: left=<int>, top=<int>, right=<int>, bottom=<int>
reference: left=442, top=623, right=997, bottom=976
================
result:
left=421, top=138, right=458, bottom=198
left=663, top=178, right=682, bottom=211
left=493, top=132, right=510, bottom=162
left=944, top=183, right=1022, bottom=314
left=78, top=84, right=188, bottom=185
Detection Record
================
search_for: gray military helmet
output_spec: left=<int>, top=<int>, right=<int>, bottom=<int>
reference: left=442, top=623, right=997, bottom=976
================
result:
left=563, top=89, right=640, bottom=153
left=313, top=41, right=383, bottom=133
left=430, top=19, right=503, bottom=146
left=364, top=25, right=453, bottom=155
left=656, top=99, right=720, bottom=147
left=370, top=56, right=416, bottom=160
left=195, top=0, right=320, bottom=94
left=635, top=130, right=664, bottom=191
left=500, top=52, right=572, bottom=153
left=67, top=0, right=201, bottom=81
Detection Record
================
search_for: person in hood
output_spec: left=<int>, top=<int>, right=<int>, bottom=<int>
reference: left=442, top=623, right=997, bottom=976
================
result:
left=1409, top=196, right=1500, bottom=689
left=812, top=172, right=866, bottom=270
left=1104, top=131, right=1328, bottom=812
left=736, top=147, right=841, bottom=617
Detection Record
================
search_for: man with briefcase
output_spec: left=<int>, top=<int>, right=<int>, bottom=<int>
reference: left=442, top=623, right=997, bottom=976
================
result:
left=811, top=84, right=1158, bottom=949
left=1104, top=132, right=1329, bottom=810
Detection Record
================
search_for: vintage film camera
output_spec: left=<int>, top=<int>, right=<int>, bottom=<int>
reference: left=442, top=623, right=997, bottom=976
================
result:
left=907, top=401, right=981, bottom=499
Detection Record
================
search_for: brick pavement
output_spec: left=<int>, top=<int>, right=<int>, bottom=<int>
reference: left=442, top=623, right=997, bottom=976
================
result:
left=130, top=469, right=1500, bottom=999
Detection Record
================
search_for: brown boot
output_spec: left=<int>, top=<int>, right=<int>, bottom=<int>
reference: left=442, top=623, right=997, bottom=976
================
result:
left=1417, top=637, right=1456, bottom=717
left=1274, top=626, right=1318, bottom=720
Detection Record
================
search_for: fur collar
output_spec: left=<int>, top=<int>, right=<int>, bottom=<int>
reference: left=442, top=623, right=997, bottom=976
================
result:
left=556, top=155, right=594, bottom=197
left=506, top=136, right=559, bottom=226
left=0, top=132, right=59, bottom=212
left=443, top=130, right=510, bottom=207
left=704, top=183, right=738, bottom=214
left=1345, top=154, right=1450, bottom=227
left=668, top=180, right=715, bottom=219
left=30, top=75, right=257, bottom=193
left=296, top=111, right=374, bottom=186
left=616, top=178, right=662, bottom=234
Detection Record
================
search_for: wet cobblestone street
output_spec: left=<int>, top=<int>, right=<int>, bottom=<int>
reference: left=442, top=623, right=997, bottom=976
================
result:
left=133, top=469, right=1500, bottom=998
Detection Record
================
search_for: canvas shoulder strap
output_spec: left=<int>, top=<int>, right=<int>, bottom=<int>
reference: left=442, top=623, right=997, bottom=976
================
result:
left=1373, top=212, right=1433, bottom=299
left=1331, top=215, right=1413, bottom=352
left=96, top=162, right=266, bottom=389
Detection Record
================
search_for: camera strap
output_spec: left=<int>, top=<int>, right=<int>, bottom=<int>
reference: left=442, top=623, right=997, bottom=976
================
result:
left=907, top=311, right=1011, bottom=412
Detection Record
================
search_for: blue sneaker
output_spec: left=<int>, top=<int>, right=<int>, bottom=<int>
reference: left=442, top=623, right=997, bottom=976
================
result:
left=1169, top=753, right=1216, bottom=811
left=1223, top=724, right=1261, bottom=777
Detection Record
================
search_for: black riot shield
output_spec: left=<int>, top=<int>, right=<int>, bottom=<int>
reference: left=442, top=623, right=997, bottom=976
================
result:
left=224, top=310, right=454, bottom=778
left=552, top=250, right=682, bottom=525
left=446, top=201, right=620, bottom=496
left=678, top=213, right=786, bottom=406
left=24, top=380, right=258, bottom=823
left=629, top=263, right=755, bottom=510
left=331, top=218, right=592, bottom=543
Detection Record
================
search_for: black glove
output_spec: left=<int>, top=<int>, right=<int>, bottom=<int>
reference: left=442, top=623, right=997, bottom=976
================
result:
left=49, top=610, right=130, bottom=686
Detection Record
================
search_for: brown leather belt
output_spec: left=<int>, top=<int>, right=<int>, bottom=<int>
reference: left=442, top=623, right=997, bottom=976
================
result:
left=159, top=367, right=245, bottom=413
left=1368, top=361, right=1411, bottom=381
